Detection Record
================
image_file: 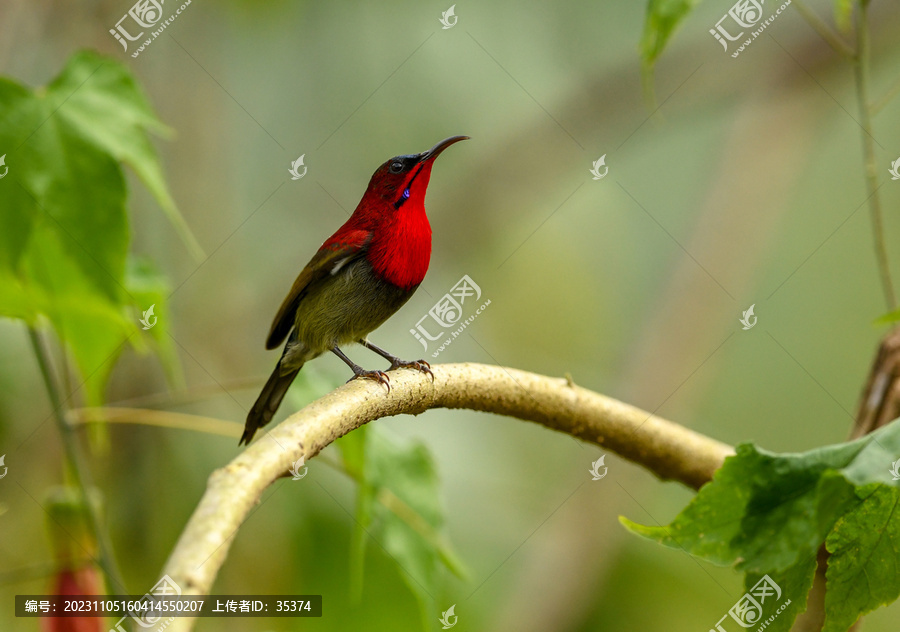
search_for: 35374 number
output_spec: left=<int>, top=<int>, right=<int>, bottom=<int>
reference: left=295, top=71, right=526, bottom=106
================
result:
left=276, top=600, right=312, bottom=612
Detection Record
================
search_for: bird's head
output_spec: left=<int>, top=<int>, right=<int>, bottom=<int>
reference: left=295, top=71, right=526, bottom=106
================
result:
left=360, top=136, right=469, bottom=214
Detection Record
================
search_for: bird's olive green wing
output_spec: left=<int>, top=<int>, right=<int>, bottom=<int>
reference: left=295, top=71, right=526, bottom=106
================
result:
left=265, top=240, right=369, bottom=349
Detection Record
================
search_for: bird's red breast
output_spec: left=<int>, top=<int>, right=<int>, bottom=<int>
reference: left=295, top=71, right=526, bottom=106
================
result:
left=366, top=203, right=432, bottom=290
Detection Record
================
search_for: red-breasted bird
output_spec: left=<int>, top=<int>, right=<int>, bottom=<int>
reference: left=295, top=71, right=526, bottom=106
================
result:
left=241, top=136, right=469, bottom=445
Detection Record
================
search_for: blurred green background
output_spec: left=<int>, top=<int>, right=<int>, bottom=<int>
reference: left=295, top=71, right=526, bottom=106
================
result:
left=2, top=0, right=900, bottom=629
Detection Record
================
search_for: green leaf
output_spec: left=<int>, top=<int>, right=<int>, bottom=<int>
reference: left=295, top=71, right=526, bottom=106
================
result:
left=0, top=82, right=41, bottom=271
left=336, top=427, right=467, bottom=626
left=874, top=308, right=900, bottom=326
left=834, top=0, right=853, bottom=32
left=823, top=484, right=900, bottom=632
left=368, top=431, right=442, bottom=627
left=0, top=51, right=186, bottom=404
left=44, top=485, right=102, bottom=562
left=21, top=225, right=135, bottom=406
left=738, top=557, right=817, bottom=632
left=45, top=51, right=204, bottom=261
left=336, top=424, right=375, bottom=601
left=622, top=421, right=900, bottom=630
left=640, top=0, right=704, bottom=70
left=126, top=257, right=184, bottom=389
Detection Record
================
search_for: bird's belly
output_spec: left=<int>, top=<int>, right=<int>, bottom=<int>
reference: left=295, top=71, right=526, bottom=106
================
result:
left=292, top=258, right=415, bottom=355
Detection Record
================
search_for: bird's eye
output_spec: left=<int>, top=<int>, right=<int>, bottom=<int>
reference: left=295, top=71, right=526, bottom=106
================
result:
left=390, top=161, right=403, bottom=173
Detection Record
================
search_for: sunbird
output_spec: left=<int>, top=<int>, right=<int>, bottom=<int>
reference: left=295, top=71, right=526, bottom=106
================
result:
left=241, top=136, right=469, bottom=445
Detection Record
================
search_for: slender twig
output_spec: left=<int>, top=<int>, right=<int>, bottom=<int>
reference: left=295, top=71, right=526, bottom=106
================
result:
left=68, top=407, right=241, bottom=438
left=792, top=0, right=896, bottom=310
left=762, top=0, right=894, bottom=309
left=853, top=1, right=896, bottom=310
left=793, top=0, right=855, bottom=58
left=871, top=72, right=900, bottom=115
left=101, top=376, right=268, bottom=410
left=159, top=363, right=733, bottom=632
left=27, top=327, right=128, bottom=595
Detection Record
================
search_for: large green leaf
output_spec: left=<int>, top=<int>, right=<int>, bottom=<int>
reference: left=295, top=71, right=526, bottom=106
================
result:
left=0, top=51, right=190, bottom=403
left=44, top=51, right=203, bottom=261
left=622, top=421, right=900, bottom=631
left=21, top=225, right=135, bottom=406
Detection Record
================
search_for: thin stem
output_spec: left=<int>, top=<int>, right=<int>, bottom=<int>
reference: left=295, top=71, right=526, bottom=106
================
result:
left=793, top=0, right=855, bottom=58
left=871, top=72, right=900, bottom=115
left=69, top=407, right=241, bottom=438
left=103, top=376, right=266, bottom=410
left=28, top=327, right=128, bottom=595
left=853, top=1, right=897, bottom=310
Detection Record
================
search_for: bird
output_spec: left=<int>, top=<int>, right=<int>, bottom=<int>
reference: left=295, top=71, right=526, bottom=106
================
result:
left=240, top=135, right=469, bottom=445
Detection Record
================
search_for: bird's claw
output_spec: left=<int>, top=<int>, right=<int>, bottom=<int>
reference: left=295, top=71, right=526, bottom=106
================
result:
left=348, top=368, right=391, bottom=392
left=389, top=358, right=435, bottom=382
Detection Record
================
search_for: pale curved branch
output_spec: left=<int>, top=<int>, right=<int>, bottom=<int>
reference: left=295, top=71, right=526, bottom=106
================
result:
left=160, top=362, right=733, bottom=630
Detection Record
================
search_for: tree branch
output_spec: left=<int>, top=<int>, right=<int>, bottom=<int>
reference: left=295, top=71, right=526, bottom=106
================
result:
left=159, top=363, right=732, bottom=630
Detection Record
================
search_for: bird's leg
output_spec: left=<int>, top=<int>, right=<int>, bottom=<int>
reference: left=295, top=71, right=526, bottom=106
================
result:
left=359, top=339, right=434, bottom=381
left=331, top=346, right=391, bottom=392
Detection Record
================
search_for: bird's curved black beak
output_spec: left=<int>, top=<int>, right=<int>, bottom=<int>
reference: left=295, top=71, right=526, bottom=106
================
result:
left=418, top=136, right=469, bottom=163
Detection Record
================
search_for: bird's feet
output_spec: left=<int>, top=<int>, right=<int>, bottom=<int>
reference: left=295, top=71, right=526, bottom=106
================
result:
left=347, top=366, right=392, bottom=392
left=388, top=358, right=434, bottom=381
left=357, top=339, right=435, bottom=382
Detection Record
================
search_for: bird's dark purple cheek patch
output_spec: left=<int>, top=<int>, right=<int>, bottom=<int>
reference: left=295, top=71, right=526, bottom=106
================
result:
left=393, top=165, right=423, bottom=209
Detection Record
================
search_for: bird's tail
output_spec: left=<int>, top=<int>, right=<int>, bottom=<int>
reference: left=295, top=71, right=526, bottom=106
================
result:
left=240, top=362, right=303, bottom=445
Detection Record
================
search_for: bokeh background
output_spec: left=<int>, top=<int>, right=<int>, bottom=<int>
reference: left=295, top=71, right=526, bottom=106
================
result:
left=2, top=0, right=900, bottom=630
